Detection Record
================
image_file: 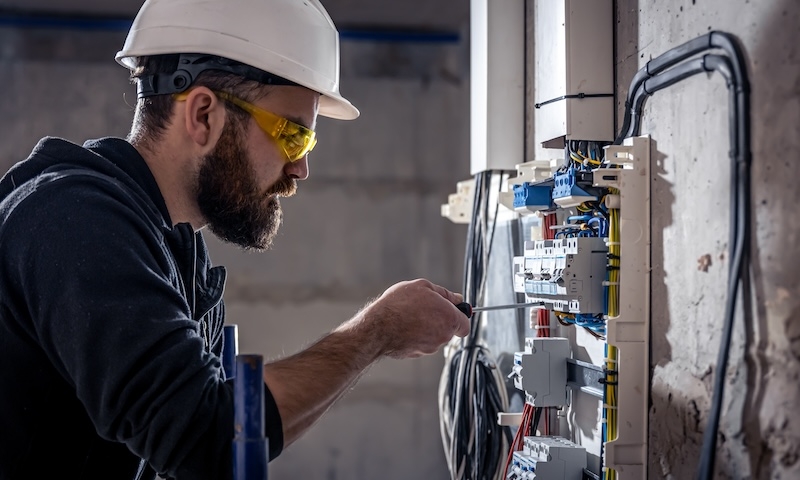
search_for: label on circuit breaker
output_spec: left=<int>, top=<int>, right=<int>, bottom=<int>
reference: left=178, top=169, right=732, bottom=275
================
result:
left=513, top=237, right=608, bottom=314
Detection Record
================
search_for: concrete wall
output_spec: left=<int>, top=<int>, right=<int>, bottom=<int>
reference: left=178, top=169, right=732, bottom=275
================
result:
left=0, top=5, right=470, bottom=479
left=614, top=0, right=800, bottom=478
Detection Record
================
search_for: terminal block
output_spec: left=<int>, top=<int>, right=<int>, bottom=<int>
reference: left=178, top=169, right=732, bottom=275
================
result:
left=510, top=337, right=569, bottom=407
left=551, top=167, right=598, bottom=208
left=513, top=183, right=554, bottom=212
left=513, top=237, right=608, bottom=314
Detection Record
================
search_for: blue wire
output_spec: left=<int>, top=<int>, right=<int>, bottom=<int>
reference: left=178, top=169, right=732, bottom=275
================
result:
left=567, top=215, right=593, bottom=223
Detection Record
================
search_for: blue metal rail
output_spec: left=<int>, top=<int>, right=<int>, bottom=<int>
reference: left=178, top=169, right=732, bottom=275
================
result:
left=233, top=354, right=268, bottom=480
left=223, top=325, right=238, bottom=380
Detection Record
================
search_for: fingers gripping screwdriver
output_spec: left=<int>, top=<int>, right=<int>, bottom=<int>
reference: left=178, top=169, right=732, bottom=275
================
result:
left=455, top=302, right=538, bottom=318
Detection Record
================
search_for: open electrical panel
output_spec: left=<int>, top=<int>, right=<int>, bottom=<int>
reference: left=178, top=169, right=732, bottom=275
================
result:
left=440, top=0, right=751, bottom=478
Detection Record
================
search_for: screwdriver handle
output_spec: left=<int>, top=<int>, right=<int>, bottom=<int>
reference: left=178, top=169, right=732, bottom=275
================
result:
left=456, top=302, right=473, bottom=318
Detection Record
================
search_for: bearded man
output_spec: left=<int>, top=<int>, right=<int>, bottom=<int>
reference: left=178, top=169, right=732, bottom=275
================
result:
left=0, top=0, right=469, bottom=478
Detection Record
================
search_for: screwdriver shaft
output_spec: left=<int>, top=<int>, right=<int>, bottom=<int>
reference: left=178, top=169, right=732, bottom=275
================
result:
left=455, top=301, right=543, bottom=318
left=471, top=302, right=540, bottom=312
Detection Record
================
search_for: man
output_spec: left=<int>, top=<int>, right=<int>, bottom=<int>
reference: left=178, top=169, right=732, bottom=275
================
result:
left=0, top=0, right=469, bottom=478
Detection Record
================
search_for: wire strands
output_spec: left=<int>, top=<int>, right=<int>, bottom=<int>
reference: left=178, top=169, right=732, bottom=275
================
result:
left=439, top=171, right=511, bottom=480
left=607, top=205, right=621, bottom=319
left=602, top=344, right=619, bottom=480
left=568, top=140, right=605, bottom=169
left=601, top=205, right=621, bottom=480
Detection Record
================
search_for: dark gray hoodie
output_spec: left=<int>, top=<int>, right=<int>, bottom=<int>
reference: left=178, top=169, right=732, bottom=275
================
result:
left=0, top=137, right=282, bottom=479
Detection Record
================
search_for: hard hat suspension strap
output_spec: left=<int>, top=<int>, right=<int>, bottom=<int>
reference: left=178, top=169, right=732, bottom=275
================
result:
left=137, top=53, right=300, bottom=99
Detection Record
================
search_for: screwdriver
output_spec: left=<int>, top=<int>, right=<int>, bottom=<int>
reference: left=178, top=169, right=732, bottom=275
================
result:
left=455, top=302, right=540, bottom=318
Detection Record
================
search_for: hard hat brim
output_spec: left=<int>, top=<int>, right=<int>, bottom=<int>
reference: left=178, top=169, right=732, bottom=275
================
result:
left=319, top=94, right=360, bottom=120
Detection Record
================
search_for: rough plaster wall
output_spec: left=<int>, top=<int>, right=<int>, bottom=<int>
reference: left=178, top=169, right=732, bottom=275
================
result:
left=615, top=0, right=800, bottom=478
left=0, top=12, right=470, bottom=480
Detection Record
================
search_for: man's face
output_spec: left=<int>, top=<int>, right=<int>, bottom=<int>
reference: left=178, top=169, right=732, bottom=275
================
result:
left=196, top=86, right=319, bottom=251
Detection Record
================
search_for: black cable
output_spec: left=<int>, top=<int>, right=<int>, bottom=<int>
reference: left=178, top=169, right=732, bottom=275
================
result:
left=531, top=407, right=543, bottom=436
left=446, top=170, right=510, bottom=480
left=474, top=358, right=487, bottom=476
left=615, top=33, right=715, bottom=145
left=627, top=54, right=733, bottom=139
left=700, top=41, right=750, bottom=479
left=476, top=350, right=507, bottom=479
left=456, top=172, right=484, bottom=476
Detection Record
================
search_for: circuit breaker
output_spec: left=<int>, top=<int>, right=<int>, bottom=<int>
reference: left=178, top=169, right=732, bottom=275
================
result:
left=510, top=337, right=569, bottom=407
left=513, top=237, right=608, bottom=314
left=507, top=437, right=587, bottom=480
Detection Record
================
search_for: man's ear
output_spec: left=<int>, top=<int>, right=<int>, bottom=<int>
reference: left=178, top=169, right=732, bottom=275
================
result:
left=181, top=87, right=226, bottom=150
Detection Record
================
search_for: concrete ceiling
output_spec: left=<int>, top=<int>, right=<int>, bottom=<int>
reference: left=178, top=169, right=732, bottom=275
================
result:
left=0, top=0, right=469, bottom=30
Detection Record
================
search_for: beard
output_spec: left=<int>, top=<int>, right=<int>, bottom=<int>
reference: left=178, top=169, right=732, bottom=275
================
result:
left=196, top=118, right=297, bottom=251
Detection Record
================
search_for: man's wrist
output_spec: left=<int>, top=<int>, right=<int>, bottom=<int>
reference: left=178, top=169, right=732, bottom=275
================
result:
left=333, top=307, right=387, bottom=364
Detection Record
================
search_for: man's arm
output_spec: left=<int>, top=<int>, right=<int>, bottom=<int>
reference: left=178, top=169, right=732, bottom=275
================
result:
left=263, top=279, right=469, bottom=446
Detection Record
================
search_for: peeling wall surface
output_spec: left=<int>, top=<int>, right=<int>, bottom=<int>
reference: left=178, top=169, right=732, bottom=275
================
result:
left=615, top=0, right=800, bottom=478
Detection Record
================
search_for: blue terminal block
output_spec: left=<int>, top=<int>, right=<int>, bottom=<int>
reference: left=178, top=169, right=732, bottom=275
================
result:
left=551, top=167, right=598, bottom=208
left=513, top=183, right=554, bottom=212
left=233, top=355, right=268, bottom=480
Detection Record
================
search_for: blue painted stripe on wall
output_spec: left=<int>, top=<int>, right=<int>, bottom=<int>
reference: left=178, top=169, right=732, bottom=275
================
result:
left=0, top=12, right=460, bottom=43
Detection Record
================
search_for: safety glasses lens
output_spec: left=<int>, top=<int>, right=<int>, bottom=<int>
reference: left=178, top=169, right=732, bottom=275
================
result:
left=280, top=128, right=316, bottom=162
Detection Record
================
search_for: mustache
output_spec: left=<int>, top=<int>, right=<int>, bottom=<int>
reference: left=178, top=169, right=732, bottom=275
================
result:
left=266, top=175, right=297, bottom=197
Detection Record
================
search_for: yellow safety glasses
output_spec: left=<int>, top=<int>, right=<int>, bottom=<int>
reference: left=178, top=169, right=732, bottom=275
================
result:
left=174, top=90, right=317, bottom=162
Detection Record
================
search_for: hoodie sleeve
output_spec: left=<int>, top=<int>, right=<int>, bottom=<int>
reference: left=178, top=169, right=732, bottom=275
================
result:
left=0, top=171, right=282, bottom=478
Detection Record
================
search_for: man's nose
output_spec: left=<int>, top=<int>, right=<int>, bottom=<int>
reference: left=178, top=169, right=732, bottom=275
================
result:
left=284, top=155, right=309, bottom=180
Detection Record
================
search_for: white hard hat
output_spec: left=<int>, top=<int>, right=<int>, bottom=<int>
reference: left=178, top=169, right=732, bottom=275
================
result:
left=116, top=0, right=359, bottom=120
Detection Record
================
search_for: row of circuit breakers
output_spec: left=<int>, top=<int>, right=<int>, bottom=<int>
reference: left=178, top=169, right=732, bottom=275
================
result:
left=506, top=237, right=610, bottom=479
left=513, top=237, right=607, bottom=315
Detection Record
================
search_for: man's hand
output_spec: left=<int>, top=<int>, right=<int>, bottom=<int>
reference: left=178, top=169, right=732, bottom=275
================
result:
left=264, top=278, right=469, bottom=447
left=348, top=278, right=470, bottom=359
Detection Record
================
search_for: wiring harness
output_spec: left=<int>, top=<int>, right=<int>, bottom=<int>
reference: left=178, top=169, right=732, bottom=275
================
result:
left=439, top=171, right=512, bottom=480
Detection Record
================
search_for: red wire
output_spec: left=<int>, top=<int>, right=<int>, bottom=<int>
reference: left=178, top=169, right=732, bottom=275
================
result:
left=503, top=403, right=534, bottom=478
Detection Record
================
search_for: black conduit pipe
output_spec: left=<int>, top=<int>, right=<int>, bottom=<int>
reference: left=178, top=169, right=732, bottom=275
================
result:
left=611, top=31, right=751, bottom=480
